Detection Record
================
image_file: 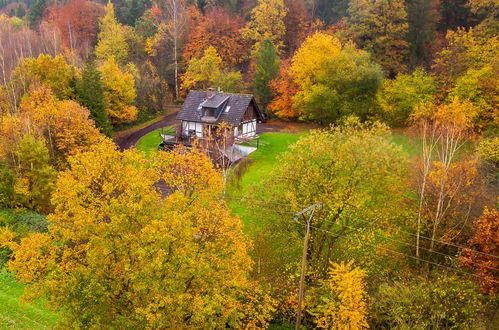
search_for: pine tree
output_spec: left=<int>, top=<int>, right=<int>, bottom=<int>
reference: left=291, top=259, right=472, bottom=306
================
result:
left=76, top=58, right=112, bottom=136
left=407, top=0, right=440, bottom=66
left=254, top=39, right=280, bottom=110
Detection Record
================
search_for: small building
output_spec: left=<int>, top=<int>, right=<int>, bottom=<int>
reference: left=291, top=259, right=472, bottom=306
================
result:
left=175, top=89, right=266, bottom=141
left=160, top=89, right=266, bottom=164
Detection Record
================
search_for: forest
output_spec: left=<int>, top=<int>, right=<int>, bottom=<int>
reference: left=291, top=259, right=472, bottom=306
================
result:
left=0, top=0, right=498, bottom=328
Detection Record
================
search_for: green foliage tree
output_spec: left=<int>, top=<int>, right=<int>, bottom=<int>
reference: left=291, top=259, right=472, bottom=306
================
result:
left=250, top=118, right=406, bottom=277
left=12, top=135, right=56, bottom=213
left=293, top=45, right=384, bottom=124
left=376, top=68, right=437, bottom=127
left=76, top=58, right=112, bottom=136
left=406, top=0, right=440, bottom=66
left=95, top=1, right=129, bottom=64
left=254, top=39, right=280, bottom=110
left=372, top=275, right=486, bottom=328
left=27, top=0, right=47, bottom=28
left=346, top=0, right=410, bottom=75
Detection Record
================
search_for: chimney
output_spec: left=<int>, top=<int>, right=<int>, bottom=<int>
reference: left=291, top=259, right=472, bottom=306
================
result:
left=206, top=87, right=215, bottom=98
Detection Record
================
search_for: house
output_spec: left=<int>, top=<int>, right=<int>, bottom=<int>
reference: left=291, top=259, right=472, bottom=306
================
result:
left=175, top=89, right=266, bottom=141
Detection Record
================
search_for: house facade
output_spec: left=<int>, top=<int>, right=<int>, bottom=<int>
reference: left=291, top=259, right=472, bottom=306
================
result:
left=175, top=90, right=265, bottom=141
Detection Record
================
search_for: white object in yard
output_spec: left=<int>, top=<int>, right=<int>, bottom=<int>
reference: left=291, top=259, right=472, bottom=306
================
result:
left=223, top=144, right=257, bottom=162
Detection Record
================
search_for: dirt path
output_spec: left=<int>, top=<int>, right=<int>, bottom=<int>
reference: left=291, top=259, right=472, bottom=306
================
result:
left=114, top=111, right=179, bottom=150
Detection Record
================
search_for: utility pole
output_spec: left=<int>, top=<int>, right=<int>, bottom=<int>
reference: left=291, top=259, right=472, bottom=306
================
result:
left=295, top=202, right=322, bottom=330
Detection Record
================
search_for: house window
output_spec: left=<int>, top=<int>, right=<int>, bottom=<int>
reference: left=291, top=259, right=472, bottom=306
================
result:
left=204, top=108, right=215, bottom=117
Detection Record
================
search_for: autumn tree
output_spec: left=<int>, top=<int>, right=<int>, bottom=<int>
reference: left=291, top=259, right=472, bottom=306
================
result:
left=181, top=46, right=244, bottom=93
left=95, top=1, right=129, bottom=64
left=49, top=0, right=104, bottom=56
left=11, top=135, right=56, bottom=213
left=282, top=0, right=313, bottom=56
left=376, top=68, right=437, bottom=127
left=460, top=208, right=499, bottom=295
left=310, top=261, right=369, bottom=329
left=99, top=56, right=138, bottom=124
left=406, top=0, right=440, bottom=66
left=410, top=98, right=485, bottom=260
left=250, top=118, right=406, bottom=276
left=432, top=27, right=498, bottom=88
left=76, top=57, right=112, bottom=136
left=292, top=43, right=384, bottom=124
left=253, top=39, right=280, bottom=110
left=12, top=54, right=74, bottom=100
left=242, top=0, right=288, bottom=54
left=268, top=59, right=300, bottom=118
left=183, top=6, right=248, bottom=66
left=0, top=142, right=274, bottom=328
left=346, top=0, right=410, bottom=75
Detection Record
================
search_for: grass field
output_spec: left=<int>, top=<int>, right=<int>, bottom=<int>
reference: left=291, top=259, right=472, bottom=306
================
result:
left=135, top=127, right=174, bottom=155
left=0, top=268, right=58, bottom=329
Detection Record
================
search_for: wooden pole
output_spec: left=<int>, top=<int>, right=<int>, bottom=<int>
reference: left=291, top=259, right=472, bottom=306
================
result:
left=295, top=206, right=317, bottom=330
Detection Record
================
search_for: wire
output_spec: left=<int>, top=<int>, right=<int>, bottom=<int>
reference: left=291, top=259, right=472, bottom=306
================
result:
left=319, top=217, right=499, bottom=273
left=222, top=195, right=499, bottom=260
left=307, top=224, right=499, bottom=284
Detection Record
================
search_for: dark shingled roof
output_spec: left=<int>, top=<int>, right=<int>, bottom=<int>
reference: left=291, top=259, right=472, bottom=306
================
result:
left=176, top=91, right=264, bottom=126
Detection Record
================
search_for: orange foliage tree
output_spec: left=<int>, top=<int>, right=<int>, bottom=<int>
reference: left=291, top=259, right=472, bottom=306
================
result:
left=460, top=208, right=499, bottom=295
left=183, top=6, right=249, bottom=67
left=48, top=0, right=104, bottom=56
left=268, top=59, right=300, bottom=118
left=1, top=142, right=274, bottom=328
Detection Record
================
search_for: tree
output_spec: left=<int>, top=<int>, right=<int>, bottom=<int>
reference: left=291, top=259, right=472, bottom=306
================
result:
left=181, top=46, right=244, bottom=93
left=460, top=208, right=499, bottom=294
left=311, top=261, right=369, bottom=329
left=27, top=0, right=48, bottom=28
left=372, top=275, right=485, bottom=328
left=0, top=142, right=274, bottom=328
left=76, top=58, right=112, bottom=136
left=95, top=1, right=129, bottom=64
left=99, top=56, right=138, bottom=124
left=50, top=0, right=105, bottom=56
left=410, top=98, right=484, bottom=260
left=13, top=54, right=74, bottom=100
left=242, top=0, right=288, bottom=55
left=293, top=45, right=384, bottom=124
left=254, top=39, right=280, bottom=110
left=12, top=135, right=56, bottom=213
left=268, top=59, right=300, bottom=118
left=282, top=0, right=313, bottom=56
left=251, top=118, right=406, bottom=275
left=406, top=0, right=440, bottom=66
left=183, top=6, right=248, bottom=66
left=346, top=0, right=410, bottom=75
left=432, top=27, right=498, bottom=88
left=376, top=68, right=437, bottom=127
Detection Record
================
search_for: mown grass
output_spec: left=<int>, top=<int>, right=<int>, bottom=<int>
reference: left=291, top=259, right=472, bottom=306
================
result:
left=135, top=127, right=173, bottom=156
left=0, top=268, right=59, bottom=329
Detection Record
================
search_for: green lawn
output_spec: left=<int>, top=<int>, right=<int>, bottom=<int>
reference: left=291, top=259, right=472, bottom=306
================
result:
left=135, top=127, right=173, bottom=155
left=227, top=132, right=307, bottom=229
left=0, top=268, right=59, bottom=329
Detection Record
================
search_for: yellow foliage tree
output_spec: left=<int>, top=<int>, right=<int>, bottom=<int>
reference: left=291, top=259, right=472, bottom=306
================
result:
left=312, top=261, right=369, bottom=329
left=95, top=1, right=129, bottom=64
left=99, top=56, right=138, bottom=124
left=0, top=142, right=274, bottom=328
left=242, top=0, right=288, bottom=55
left=12, top=54, right=74, bottom=100
left=289, top=32, right=342, bottom=91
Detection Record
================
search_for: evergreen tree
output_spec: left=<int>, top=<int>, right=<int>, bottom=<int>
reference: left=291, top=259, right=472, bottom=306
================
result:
left=27, top=0, right=47, bottom=28
left=76, top=58, right=112, bottom=137
left=407, top=0, right=439, bottom=66
left=254, top=39, right=280, bottom=111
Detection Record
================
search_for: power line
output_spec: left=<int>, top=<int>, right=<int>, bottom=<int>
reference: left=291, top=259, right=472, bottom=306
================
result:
left=308, top=224, right=499, bottom=285
left=223, top=195, right=499, bottom=260
left=319, top=217, right=499, bottom=272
